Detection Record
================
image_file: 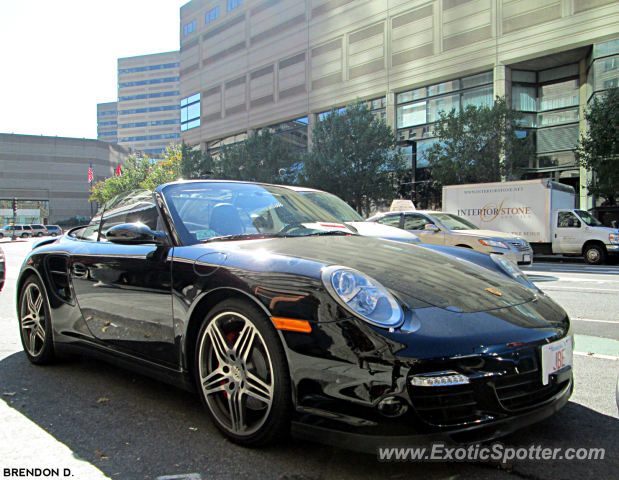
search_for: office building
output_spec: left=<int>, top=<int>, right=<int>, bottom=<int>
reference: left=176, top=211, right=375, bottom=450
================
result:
left=0, top=134, right=134, bottom=226
left=97, top=51, right=181, bottom=155
left=178, top=0, right=619, bottom=209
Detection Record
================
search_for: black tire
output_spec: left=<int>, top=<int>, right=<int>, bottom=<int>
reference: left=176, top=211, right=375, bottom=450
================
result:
left=37, top=232, right=43, bottom=237
left=194, top=298, right=291, bottom=447
left=18, top=275, right=56, bottom=365
left=21, top=233, right=28, bottom=238
left=584, top=244, right=606, bottom=265
left=0, top=233, right=3, bottom=239
left=51, top=233, right=57, bottom=237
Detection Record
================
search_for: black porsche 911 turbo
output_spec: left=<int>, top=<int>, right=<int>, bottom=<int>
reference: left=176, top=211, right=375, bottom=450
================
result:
left=16, top=180, right=573, bottom=451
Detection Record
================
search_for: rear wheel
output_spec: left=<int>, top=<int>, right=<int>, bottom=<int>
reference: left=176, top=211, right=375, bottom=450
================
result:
left=19, top=276, right=56, bottom=365
left=51, top=233, right=57, bottom=237
left=37, top=232, right=43, bottom=237
left=21, top=233, right=28, bottom=238
left=195, top=298, right=291, bottom=447
left=584, top=244, right=606, bottom=265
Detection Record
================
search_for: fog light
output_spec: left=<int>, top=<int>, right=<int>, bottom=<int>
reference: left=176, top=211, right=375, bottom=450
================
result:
left=377, top=396, right=408, bottom=417
left=410, top=373, right=469, bottom=387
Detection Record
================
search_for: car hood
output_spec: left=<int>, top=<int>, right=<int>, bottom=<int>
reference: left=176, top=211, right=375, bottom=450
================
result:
left=346, top=221, right=420, bottom=242
left=229, top=235, right=537, bottom=314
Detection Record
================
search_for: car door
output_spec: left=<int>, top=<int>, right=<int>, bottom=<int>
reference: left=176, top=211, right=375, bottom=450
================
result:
left=553, top=210, right=583, bottom=254
left=403, top=213, right=445, bottom=245
left=70, top=190, right=176, bottom=365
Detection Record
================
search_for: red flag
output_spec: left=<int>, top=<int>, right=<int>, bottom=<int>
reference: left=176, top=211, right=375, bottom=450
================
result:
left=116, top=165, right=122, bottom=176
left=87, top=163, right=94, bottom=183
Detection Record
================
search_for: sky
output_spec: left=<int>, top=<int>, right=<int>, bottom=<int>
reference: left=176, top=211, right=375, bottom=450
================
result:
left=0, top=0, right=189, bottom=140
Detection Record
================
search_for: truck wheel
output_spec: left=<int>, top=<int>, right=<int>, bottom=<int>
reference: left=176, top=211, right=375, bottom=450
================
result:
left=584, top=245, right=606, bottom=265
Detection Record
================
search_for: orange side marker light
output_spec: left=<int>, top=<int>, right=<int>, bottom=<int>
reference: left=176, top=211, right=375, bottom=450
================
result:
left=271, top=317, right=312, bottom=333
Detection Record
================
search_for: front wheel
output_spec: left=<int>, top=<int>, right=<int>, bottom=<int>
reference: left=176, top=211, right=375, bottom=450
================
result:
left=19, top=276, right=56, bottom=365
left=584, top=244, right=606, bottom=265
left=195, top=298, right=291, bottom=447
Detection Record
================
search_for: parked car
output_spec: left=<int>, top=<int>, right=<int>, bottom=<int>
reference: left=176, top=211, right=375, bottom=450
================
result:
left=285, top=186, right=420, bottom=243
left=0, top=246, right=4, bottom=291
left=367, top=210, right=533, bottom=266
left=45, top=225, right=63, bottom=237
left=16, top=180, right=572, bottom=451
left=30, top=224, right=48, bottom=237
left=0, top=224, right=34, bottom=238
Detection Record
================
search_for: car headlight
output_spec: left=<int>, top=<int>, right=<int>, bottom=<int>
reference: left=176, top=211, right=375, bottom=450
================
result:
left=491, top=254, right=540, bottom=292
left=610, top=233, right=619, bottom=245
left=479, top=239, right=509, bottom=249
left=321, top=266, right=403, bottom=328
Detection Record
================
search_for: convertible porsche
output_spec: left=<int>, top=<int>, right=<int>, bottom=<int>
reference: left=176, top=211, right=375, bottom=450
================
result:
left=16, top=180, right=573, bottom=451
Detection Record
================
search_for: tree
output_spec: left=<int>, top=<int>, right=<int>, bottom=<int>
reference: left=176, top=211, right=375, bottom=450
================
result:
left=424, top=96, right=535, bottom=187
left=215, top=129, right=301, bottom=184
left=576, top=87, right=619, bottom=205
left=89, top=143, right=214, bottom=203
left=301, top=100, right=407, bottom=216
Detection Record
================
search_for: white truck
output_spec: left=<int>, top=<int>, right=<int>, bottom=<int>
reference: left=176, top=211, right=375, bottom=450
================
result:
left=442, top=179, right=619, bottom=265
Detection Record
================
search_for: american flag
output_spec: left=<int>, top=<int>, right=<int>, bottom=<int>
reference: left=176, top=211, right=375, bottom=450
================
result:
left=87, top=163, right=94, bottom=183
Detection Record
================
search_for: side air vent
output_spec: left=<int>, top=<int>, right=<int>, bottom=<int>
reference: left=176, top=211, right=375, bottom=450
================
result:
left=46, top=255, right=74, bottom=304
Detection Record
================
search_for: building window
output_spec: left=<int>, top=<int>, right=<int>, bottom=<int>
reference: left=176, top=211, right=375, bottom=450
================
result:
left=206, top=6, right=220, bottom=23
left=262, top=117, right=309, bottom=152
left=317, top=97, right=386, bottom=121
left=227, top=0, right=242, bottom=12
left=181, top=93, right=201, bottom=131
left=396, top=72, right=493, bottom=132
left=118, top=63, right=179, bottom=75
left=183, top=19, right=197, bottom=36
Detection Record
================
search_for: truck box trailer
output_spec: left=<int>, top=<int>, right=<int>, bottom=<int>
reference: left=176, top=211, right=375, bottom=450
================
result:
left=442, top=179, right=619, bottom=265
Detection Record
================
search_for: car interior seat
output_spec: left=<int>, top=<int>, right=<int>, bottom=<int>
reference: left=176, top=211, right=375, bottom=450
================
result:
left=209, top=203, right=245, bottom=236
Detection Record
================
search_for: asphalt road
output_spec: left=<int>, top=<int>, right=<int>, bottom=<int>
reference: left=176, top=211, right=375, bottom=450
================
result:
left=1, top=238, right=618, bottom=480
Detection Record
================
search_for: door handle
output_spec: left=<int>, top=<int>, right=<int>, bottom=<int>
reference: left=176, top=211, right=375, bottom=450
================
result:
left=72, top=263, right=88, bottom=278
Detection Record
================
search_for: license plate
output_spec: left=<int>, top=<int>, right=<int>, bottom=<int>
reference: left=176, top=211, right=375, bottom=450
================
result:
left=524, top=254, right=531, bottom=262
left=541, top=336, right=573, bottom=385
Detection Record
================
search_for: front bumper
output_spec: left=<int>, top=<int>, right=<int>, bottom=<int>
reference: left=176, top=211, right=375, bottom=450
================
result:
left=292, top=378, right=572, bottom=453
left=496, top=249, right=533, bottom=267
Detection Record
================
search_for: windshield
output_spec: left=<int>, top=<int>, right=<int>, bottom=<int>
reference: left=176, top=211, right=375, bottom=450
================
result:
left=575, top=209, right=603, bottom=227
left=432, top=213, right=480, bottom=230
left=162, top=182, right=356, bottom=245
left=300, top=191, right=364, bottom=222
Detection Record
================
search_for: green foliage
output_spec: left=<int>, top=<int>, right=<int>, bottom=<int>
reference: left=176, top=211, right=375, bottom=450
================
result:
left=576, top=87, right=619, bottom=205
left=301, top=100, right=407, bottom=216
left=89, top=143, right=214, bottom=203
left=214, top=129, right=301, bottom=184
left=424, top=96, right=535, bottom=187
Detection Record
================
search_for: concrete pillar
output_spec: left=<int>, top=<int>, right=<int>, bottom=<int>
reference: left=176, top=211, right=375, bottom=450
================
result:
left=307, top=113, right=317, bottom=151
left=385, top=92, right=396, bottom=131
left=578, top=58, right=592, bottom=210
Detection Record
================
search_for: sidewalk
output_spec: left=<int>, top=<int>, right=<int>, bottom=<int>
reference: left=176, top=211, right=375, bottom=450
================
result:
left=0, top=399, right=109, bottom=479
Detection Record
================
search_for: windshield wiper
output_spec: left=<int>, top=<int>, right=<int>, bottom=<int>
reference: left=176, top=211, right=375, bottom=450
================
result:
left=202, top=233, right=289, bottom=243
left=306, top=230, right=354, bottom=236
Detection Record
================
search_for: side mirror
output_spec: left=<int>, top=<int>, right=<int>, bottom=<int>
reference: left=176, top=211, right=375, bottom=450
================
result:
left=424, top=224, right=440, bottom=232
left=106, top=223, right=167, bottom=245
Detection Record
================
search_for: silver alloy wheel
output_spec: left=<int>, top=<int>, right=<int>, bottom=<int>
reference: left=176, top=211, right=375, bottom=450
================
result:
left=20, top=283, right=47, bottom=357
left=198, top=311, right=274, bottom=436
